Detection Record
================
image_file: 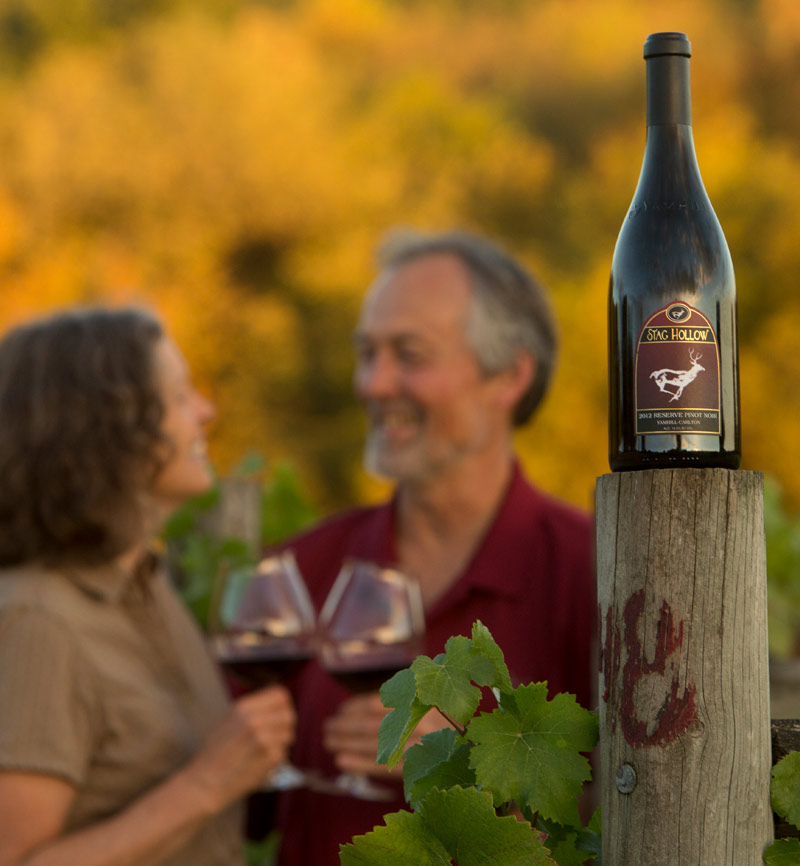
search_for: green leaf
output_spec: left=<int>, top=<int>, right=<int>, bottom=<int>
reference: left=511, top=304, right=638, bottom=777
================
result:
left=232, top=449, right=267, bottom=476
left=403, top=728, right=475, bottom=809
left=574, top=807, right=602, bottom=863
left=343, top=788, right=556, bottom=865
left=377, top=668, right=433, bottom=769
left=470, top=620, right=514, bottom=693
left=413, top=637, right=483, bottom=725
left=763, top=838, right=800, bottom=865
left=772, top=751, right=800, bottom=830
left=245, top=832, right=280, bottom=865
left=539, top=818, right=597, bottom=866
left=418, top=787, right=555, bottom=865
left=339, top=810, right=451, bottom=865
left=548, top=835, right=586, bottom=866
left=261, top=461, right=319, bottom=545
left=162, top=484, right=220, bottom=539
left=539, top=828, right=584, bottom=866
left=468, top=683, right=598, bottom=825
left=764, top=475, right=800, bottom=658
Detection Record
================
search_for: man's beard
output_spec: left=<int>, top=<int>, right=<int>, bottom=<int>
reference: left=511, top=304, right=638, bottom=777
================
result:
left=362, top=427, right=429, bottom=483
left=362, top=423, right=463, bottom=486
left=363, top=429, right=407, bottom=481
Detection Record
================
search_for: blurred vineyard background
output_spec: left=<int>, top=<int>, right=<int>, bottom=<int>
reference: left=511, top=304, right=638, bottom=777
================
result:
left=1, top=0, right=800, bottom=592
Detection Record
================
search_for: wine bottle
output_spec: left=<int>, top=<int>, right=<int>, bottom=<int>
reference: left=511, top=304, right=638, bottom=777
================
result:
left=608, top=31, right=740, bottom=471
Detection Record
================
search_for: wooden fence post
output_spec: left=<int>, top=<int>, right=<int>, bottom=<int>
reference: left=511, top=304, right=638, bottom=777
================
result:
left=197, top=476, right=262, bottom=555
left=597, top=468, right=773, bottom=864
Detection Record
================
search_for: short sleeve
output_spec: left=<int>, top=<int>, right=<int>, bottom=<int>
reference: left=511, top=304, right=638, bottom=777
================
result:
left=0, top=607, right=96, bottom=785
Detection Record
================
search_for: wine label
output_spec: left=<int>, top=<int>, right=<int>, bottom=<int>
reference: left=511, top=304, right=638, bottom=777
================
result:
left=635, top=302, right=721, bottom=435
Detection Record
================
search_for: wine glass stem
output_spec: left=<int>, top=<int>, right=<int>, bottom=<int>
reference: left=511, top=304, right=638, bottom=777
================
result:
left=262, top=762, right=307, bottom=791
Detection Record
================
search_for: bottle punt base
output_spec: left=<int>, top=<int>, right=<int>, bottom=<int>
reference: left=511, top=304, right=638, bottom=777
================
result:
left=608, top=451, right=741, bottom=472
left=610, top=450, right=741, bottom=472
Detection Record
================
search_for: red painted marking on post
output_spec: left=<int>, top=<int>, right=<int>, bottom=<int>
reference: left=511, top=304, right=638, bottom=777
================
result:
left=600, top=605, right=621, bottom=735
left=618, top=588, right=697, bottom=747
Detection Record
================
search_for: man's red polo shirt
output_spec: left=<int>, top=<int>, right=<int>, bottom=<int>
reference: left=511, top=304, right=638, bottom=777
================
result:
left=273, top=462, right=595, bottom=865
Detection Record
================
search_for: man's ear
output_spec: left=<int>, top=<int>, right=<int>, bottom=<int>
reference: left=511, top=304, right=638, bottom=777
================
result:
left=495, top=352, right=536, bottom=414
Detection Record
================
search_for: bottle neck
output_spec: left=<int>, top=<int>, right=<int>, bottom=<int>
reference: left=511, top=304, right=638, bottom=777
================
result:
left=646, top=54, right=692, bottom=127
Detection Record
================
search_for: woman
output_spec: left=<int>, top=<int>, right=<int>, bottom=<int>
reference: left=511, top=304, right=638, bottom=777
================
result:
left=0, top=307, right=295, bottom=866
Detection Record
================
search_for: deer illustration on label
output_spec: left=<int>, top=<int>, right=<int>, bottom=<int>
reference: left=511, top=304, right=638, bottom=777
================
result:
left=635, top=303, right=721, bottom=435
left=650, top=348, right=705, bottom=402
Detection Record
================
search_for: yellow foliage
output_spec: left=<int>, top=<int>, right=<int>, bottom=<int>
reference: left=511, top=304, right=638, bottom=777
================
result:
left=760, top=0, right=800, bottom=58
left=302, top=0, right=392, bottom=49
left=0, top=0, right=797, bottom=515
left=741, top=310, right=800, bottom=509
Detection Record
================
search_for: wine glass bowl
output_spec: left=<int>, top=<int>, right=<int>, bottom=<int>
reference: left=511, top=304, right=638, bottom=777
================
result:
left=316, top=559, right=425, bottom=800
left=209, top=551, right=316, bottom=790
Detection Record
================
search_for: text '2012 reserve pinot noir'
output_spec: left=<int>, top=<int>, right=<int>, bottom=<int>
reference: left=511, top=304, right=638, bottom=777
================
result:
left=608, top=31, right=741, bottom=471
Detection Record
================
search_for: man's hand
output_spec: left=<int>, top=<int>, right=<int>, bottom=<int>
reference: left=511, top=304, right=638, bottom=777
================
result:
left=323, top=692, right=447, bottom=778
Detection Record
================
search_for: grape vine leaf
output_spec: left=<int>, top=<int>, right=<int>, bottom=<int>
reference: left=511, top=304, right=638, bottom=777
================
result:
left=470, top=620, right=514, bottom=692
left=468, top=683, right=598, bottom=825
left=338, top=810, right=451, bottom=865
left=378, top=620, right=517, bottom=771
left=342, top=787, right=555, bottom=866
left=772, top=751, right=800, bottom=830
left=540, top=830, right=584, bottom=866
left=539, top=817, right=598, bottom=866
left=403, top=727, right=475, bottom=809
left=377, top=668, right=433, bottom=769
left=575, top=807, right=602, bottom=864
left=412, top=637, right=484, bottom=725
left=763, top=838, right=800, bottom=865
left=418, top=786, right=556, bottom=865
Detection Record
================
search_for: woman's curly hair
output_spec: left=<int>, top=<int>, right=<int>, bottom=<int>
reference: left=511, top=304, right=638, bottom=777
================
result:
left=0, top=306, right=169, bottom=567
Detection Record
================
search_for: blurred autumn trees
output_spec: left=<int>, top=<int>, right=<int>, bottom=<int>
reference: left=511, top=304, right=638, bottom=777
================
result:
left=0, top=0, right=799, bottom=512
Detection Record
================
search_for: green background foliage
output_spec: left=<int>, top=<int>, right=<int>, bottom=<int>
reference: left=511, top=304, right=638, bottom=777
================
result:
left=766, top=751, right=800, bottom=862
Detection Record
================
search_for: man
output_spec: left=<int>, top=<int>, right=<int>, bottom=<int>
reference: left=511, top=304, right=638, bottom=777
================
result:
left=273, top=229, right=595, bottom=865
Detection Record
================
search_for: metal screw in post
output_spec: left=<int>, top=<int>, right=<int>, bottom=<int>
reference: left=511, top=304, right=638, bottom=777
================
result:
left=616, top=763, right=637, bottom=795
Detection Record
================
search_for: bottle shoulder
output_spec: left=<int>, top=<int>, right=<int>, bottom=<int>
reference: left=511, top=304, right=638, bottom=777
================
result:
left=611, top=200, right=734, bottom=291
left=625, top=125, right=716, bottom=214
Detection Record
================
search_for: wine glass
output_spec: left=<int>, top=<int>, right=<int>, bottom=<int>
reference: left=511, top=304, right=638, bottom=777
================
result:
left=209, top=550, right=316, bottom=791
left=316, top=558, right=425, bottom=801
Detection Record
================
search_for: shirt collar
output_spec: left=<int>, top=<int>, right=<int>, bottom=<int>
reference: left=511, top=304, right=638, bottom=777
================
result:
left=63, top=550, right=162, bottom=604
left=463, top=460, right=545, bottom=600
left=396, top=459, right=545, bottom=619
left=467, top=461, right=541, bottom=599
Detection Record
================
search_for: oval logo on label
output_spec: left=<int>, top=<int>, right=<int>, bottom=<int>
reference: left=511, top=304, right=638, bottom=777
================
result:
left=667, top=303, right=691, bottom=323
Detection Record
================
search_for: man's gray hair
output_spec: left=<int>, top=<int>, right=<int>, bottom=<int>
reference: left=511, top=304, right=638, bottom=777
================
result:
left=377, top=228, right=558, bottom=427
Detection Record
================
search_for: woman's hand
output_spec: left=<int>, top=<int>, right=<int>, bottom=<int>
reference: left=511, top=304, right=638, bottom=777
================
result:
left=0, top=686, right=297, bottom=866
left=181, top=685, right=296, bottom=812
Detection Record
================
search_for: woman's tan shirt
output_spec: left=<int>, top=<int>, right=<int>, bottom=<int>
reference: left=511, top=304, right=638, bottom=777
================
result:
left=0, top=558, right=246, bottom=866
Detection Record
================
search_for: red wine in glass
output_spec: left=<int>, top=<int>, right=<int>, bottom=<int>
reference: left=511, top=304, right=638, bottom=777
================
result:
left=216, top=635, right=314, bottom=688
left=316, top=559, right=425, bottom=801
left=209, top=551, right=316, bottom=791
left=324, top=650, right=415, bottom=695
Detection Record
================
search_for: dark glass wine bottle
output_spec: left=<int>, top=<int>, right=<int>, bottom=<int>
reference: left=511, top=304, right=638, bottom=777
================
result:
left=608, top=31, right=740, bottom=471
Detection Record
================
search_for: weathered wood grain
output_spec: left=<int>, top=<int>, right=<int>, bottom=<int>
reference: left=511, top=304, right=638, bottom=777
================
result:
left=597, top=468, right=772, bottom=864
left=197, top=476, right=262, bottom=554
